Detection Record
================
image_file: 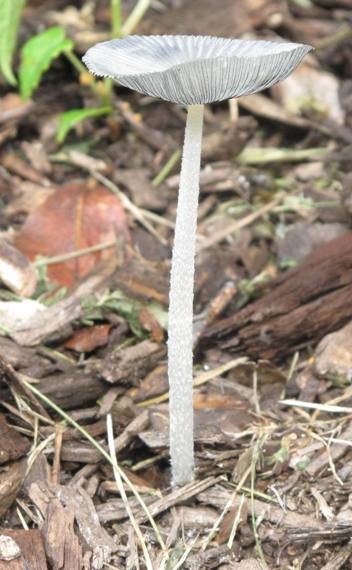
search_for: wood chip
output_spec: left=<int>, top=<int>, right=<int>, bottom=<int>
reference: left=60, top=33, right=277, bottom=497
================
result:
left=29, top=482, right=116, bottom=569
left=306, top=421, right=352, bottom=476
left=88, top=340, right=166, bottom=385
left=198, top=485, right=319, bottom=532
left=12, top=259, right=117, bottom=346
left=0, top=459, right=27, bottom=519
left=0, top=414, right=30, bottom=464
left=206, top=231, right=352, bottom=359
left=0, top=239, right=38, bottom=297
left=134, top=476, right=222, bottom=524
left=0, top=529, right=47, bottom=570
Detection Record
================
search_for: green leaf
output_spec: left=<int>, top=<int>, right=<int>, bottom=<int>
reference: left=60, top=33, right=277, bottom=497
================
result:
left=56, top=107, right=112, bottom=143
left=0, top=0, right=26, bottom=85
left=19, top=26, right=74, bottom=100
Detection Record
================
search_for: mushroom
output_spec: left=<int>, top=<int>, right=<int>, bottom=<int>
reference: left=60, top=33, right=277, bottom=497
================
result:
left=83, top=35, right=312, bottom=486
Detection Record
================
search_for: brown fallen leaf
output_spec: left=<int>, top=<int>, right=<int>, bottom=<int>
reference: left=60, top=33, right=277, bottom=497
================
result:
left=15, top=180, right=130, bottom=287
left=193, top=392, right=249, bottom=411
left=64, top=324, right=111, bottom=352
left=138, top=307, right=164, bottom=343
left=218, top=499, right=249, bottom=545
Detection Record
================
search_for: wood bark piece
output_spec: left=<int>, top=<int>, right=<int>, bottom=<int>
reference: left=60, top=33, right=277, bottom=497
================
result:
left=0, top=337, right=48, bottom=371
left=231, top=560, right=269, bottom=570
left=87, top=340, right=166, bottom=385
left=29, top=482, right=115, bottom=570
left=0, top=529, right=47, bottom=570
left=114, top=409, right=149, bottom=452
left=36, top=370, right=107, bottom=410
left=0, top=413, right=30, bottom=464
left=314, top=320, right=352, bottom=378
left=111, top=256, right=168, bottom=305
left=0, top=239, right=38, bottom=297
left=198, top=485, right=319, bottom=530
left=27, top=342, right=164, bottom=410
left=12, top=260, right=117, bottom=347
left=205, top=231, right=352, bottom=359
left=0, top=355, right=49, bottom=419
left=97, top=476, right=222, bottom=524
left=133, top=476, right=222, bottom=524
left=0, top=458, right=27, bottom=519
left=319, top=541, right=352, bottom=570
left=28, top=485, right=82, bottom=570
left=305, top=421, right=352, bottom=477
left=43, top=498, right=82, bottom=570
left=58, top=486, right=116, bottom=568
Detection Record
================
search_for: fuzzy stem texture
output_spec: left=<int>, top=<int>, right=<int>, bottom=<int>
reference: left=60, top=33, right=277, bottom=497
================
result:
left=168, top=104, right=204, bottom=486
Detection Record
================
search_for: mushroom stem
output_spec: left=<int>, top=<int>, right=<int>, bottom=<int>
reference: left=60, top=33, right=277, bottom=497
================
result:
left=168, top=103, right=204, bottom=486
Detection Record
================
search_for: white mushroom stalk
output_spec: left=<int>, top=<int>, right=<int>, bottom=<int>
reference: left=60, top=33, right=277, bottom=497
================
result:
left=168, top=103, right=204, bottom=485
left=83, top=34, right=313, bottom=486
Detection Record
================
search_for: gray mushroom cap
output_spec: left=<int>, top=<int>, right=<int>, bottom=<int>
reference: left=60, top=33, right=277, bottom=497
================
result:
left=83, top=35, right=313, bottom=106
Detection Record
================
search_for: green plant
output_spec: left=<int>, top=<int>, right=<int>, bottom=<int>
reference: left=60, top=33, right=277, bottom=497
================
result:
left=0, top=0, right=151, bottom=140
left=60, top=0, right=151, bottom=140
left=0, top=0, right=25, bottom=85
left=19, top=26, right=74, bottom=99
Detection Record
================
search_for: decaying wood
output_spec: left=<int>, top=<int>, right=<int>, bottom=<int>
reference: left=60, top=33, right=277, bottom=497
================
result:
left=134, top=476, right=222, bottom=524
left=306, top=421, right=352, bottom=477
left=113, top=409, right=149, bottom=453
left=0, top=239, right=38, bottom=297
left=205, top=232, right=352, bottom=359
left=35, top=369, right=107, bottom=410
left=0, top=414, right=30, bottom=464
left=110, top=256, right=168, bottom=304
left=43, top=497, right=82, bottom=570
left=17, top=341, right=165, bottom=410
left=0, top=459, right=27, bottom=519
left=12, top=260, right=117, bottom=347
left=0, top=338, right=31, bottom=370
left=0, top=355, right=49, bottom=419
left=97, top=476, right=222, bottom=524
left=319, top=541, right=352, bottom=570
left=96, top=495, right=155, bottom=524
left=198, top=485, right=320, bottom=532
left=58, top=486, right=116, bottom=568
left=183, top=544, right=237, bottom=570
left=87, top=340, right=166, bottom=385
left=286, top=521, right=352, bottom=544
left=60, top=441, right=101, bottom=464
left=29, top=481, right=115, bottom=570
left=230, top=560, right=269, bottom=570
left=0, top=529, right=47, bottom=570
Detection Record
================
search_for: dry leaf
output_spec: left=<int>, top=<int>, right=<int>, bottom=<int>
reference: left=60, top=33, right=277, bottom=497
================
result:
left=138, top=307, right=164, bottom=343
left=15, top=181, right=130, bottom=286
left=64, top=324, right=111, bottom=352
